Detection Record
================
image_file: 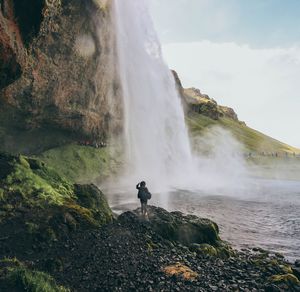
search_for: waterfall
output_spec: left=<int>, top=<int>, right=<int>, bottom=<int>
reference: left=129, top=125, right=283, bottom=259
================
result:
left=113, top=0, right=195, bottom=191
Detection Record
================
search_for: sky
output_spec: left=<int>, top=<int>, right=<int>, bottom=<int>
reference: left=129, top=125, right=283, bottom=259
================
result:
left=149, top=0, right=300, bottom=148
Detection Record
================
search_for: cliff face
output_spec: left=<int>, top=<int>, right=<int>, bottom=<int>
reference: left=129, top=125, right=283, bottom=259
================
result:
left=0, top=0, right=121, bottom=153
left=172, top=70, right=240, bottom=122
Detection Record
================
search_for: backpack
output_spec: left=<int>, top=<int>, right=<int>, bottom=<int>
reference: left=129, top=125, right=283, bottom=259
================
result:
left=138, top=187, right=151, bottom=201
left=146, top=191, right=151, bottom=200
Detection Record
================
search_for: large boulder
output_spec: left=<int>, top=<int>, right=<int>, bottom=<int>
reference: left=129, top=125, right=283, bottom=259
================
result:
left=119, top=206, right=220, bottom=246
left=74, top=183, right=113, bottom=226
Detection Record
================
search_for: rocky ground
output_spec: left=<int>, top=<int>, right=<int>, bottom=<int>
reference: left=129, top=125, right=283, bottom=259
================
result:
left=2, top=206, right=299, bottom=292
left=0, top=154, right=299, bottom=291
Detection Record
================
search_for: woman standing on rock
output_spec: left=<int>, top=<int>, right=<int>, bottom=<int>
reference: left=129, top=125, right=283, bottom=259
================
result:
left=136, top=181, right=151, bottom=216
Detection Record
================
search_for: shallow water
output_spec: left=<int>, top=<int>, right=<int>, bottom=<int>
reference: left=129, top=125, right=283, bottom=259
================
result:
left=106, top=178, right=300, bottom=262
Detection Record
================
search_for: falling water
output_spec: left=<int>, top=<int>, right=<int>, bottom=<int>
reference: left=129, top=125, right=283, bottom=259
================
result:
left=113, top=0, right=195, bottom=191
left=108, top=1, right=300, bottom=261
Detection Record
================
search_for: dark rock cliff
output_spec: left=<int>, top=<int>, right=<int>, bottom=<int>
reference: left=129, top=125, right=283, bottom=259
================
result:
left=172, top=70, right=241, bottom=122
left=0, top=0, right=121, bottom=153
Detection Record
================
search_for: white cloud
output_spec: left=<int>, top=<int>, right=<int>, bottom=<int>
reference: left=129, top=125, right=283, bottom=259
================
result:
left=149, top=0, right=239, bottom=43
left=162, top=41, right=300, bottom=148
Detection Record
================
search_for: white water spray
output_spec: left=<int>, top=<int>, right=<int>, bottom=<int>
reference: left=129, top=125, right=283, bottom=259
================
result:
left=111, top=0, right=252, bottom=196
left=113, top=0, right=195, bottom=191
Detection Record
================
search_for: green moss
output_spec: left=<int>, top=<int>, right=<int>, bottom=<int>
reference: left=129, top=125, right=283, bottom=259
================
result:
left=190, top=242, right=233, bottom=258
left=0, top=153, right=113, bottom=247
left=215, top=241, right=235, bottom=258
left=216, top=246, right=232, bottom=258
left=195, top=244, right=218, bottom=257
left=146, top=208, right=220, bottom=246
left=64, top=201, right=96, bottom=226
left=250, top=255, right=296, bottom=279
left=268, top=274, right=299, bottom=285
left=2, top=155, right=74, bottom=208
left=0, top=259, right=69, bottom=292
left=38, top=144, right=121, bottom=183
left=279, top=265, right=293, bottom=274
left=74, top=184, right=113, bottom=225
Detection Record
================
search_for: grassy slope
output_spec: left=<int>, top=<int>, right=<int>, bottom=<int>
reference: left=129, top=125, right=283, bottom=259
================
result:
left=37, top=115, right=299, bottom=184
left=187, top=113, right=300, bottom=154
left=38, top=144, right=121, bottom=184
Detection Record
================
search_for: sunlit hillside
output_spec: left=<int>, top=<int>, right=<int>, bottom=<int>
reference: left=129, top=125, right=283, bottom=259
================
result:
left=187, top=113, right=300, bottom=155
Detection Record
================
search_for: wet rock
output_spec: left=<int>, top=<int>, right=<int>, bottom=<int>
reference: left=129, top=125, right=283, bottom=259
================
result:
left=128, top=206, right=220, bottom=246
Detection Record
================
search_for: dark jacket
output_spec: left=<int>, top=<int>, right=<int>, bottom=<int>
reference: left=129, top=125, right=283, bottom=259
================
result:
left=136, top=184, right=151, bottom=203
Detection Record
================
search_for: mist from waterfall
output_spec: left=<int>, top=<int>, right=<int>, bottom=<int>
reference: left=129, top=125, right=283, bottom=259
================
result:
left=112, top=0, right=250, bottom=194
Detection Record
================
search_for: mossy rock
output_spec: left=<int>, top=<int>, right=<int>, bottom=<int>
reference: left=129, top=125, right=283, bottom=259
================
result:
left=216, top=245, right=235, bottom=259
left=147, top=207, right=220, bottom=245
left=0, top=153, right=113, bottom=256
left=0, top=258, right=69, bottom=292
left=74, top=184, right=113, bottom=225
left=190, top=243, right=218, bottom=257
left=251, top=255, right=294, bottom=276
left=189, top=242, right=234, bottom=258
left=120, top=206, right=220, bottom=246
left=0, top=153, right=74, bottom=208
left=268, top=273, right=299, bottom=285
left=0, top=153, right=112, bottom=223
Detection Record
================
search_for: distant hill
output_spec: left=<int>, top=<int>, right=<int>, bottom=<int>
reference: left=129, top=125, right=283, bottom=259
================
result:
left=187, top=112, right=300, bottom=155
left=171, top=71, right=300, bottom=155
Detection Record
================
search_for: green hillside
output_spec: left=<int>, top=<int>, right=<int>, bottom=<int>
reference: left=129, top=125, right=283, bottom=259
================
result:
left=187, top=113, right=300, bottom=155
